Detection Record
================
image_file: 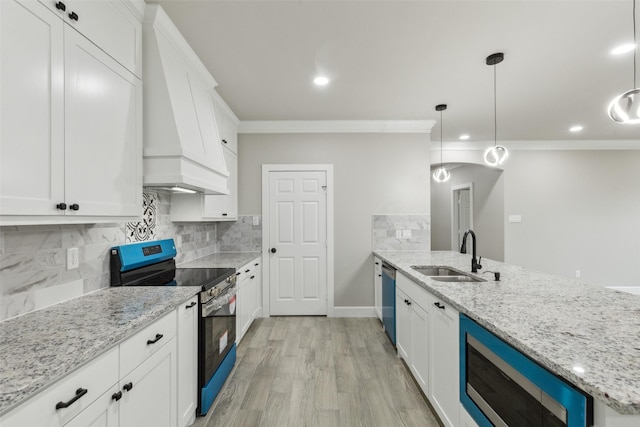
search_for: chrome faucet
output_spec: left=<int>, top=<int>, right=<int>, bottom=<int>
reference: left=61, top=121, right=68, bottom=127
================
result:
left=460, top=229, right=482, bottom=273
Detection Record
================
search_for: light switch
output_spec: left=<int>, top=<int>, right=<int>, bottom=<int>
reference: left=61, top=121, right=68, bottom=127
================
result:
left=402, top=229, right=412, bottom=238
left=396, top=230, right=402, bottom=239
left=508, top=215, right=522, bottom=223
left=252, top=216, right=260, bottom=226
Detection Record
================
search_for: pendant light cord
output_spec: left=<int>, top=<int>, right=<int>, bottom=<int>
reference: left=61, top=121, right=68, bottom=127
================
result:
left=634, top=0, right=637, bottom=88
left=493, top=63, right=498, bottom=147
left=440, top=110, right=444, bottom=167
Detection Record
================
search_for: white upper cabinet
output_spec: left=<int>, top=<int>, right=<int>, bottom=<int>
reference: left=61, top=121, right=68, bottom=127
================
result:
left=38, top=0, right=142, bottom=77
left=142, top=5, right=229, bottom=195
left=0, top=0, right=143, bottom=224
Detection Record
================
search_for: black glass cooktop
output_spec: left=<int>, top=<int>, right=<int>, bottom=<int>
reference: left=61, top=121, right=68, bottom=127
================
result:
left=131, top=267, right=235, bottom=291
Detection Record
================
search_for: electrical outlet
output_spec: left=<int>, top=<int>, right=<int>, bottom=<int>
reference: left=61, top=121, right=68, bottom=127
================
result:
left=508, top=215, right=522, bottom=223
left=396, top=230, right=402, bottom=239
left=253, top=216, right=260, bottom=226
left=576, top=270, right=581, bottom=278
left=402, top=229, right=412, bottom=239
left=67, top=247, right=79, bottom=270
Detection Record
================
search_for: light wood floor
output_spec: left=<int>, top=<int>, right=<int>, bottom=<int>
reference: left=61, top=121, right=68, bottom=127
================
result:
left=193, top=316, right=442, bottom=427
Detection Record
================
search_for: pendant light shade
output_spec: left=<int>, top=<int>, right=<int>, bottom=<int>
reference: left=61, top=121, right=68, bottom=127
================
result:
left=432, top=104, right=451, bottom=183
left=609, top=0, right=639, bottom=124
left=484, top=53, right=509, bottom=167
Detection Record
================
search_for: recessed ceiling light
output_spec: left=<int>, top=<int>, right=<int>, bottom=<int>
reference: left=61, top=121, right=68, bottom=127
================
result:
left=611, top=43, right=636, bottom=55
left=313, top=76, right=329, bottom=86
left=569, top=125, right=583, bottom=132
left=459, top=134, right=470, bottom=140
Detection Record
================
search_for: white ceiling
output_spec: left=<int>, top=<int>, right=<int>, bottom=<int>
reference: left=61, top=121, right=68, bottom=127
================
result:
left=152, top=0, right=640, bottom=142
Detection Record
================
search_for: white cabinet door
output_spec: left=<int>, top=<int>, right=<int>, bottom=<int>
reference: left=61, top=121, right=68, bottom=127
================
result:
left=177, top=297, right=198, bottom=427
left=64, top=27, right=141, bottom=217
left=374, top=257, right=382, bottom=320
left=409, top=302, right=429, bottom=395
left=251, top=264, right=262, bottom=319
left=120, top=337, right=177, bottom=427
left=64, top=386, right=119, bottom=427
left=429, top=299, right=460, bottom=427
left=40, top=0, right=141, bottom=77
left=0, top=0, right=65, bottom=216
left=235, top=275, right=249, bottom=343
left=395, top=287, right=410, bottom=362
left=203, top=147, right=237, bottom=220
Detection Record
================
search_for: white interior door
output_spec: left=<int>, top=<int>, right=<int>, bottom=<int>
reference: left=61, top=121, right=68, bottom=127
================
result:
left=452, top=183, right=473, bottom=251
left=268, top=170, right=328, bottom=315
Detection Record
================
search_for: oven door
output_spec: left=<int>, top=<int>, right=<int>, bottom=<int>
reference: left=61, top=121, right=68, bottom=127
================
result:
left=459, top=314, right=592, bottom=427
left=200, top=289, right=237, bottom=387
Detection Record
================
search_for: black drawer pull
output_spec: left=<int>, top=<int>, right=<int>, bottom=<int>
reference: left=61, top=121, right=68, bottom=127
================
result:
left=146, top=333, right=163, bottom=345
left=375, top=262, right=379, bottom=265
left=434, top=302, right=445, bottom=310
left=55, top=2, right=66, bottom=11
left=68, top=11, right=78, bottom=21
left=378, top=274, right=382, bottom=277
left=186, top=301, right=197, bottom=309
left=250, top=275, right=255, bottom=279
left=69, top=203, right=79, bottom=211
left=222, top=139, right=228, bottom=144
left=123, top=382, right=133, bottom=392
left=111, top=391, right=122, bottom=401
left=235, top=272, right=241, bottom=276
left=245, top=269, right=250, bottom=273
left=255, top=263, right=259, bottom=266
left=56, top=202, right=67, bottom=210
left=55, top=388, right=87, bottom=410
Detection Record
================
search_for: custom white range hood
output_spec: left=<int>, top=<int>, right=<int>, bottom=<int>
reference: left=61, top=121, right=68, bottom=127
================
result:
left=142, top=5, right=229, bottom=194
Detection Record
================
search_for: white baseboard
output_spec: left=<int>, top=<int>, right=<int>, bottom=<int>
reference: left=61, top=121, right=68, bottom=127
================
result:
left=332, top=306, right=376, bottom=318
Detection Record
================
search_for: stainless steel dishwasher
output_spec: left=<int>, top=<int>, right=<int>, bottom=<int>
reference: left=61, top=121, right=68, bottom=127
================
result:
left=381, top=262, right=396, bottom=345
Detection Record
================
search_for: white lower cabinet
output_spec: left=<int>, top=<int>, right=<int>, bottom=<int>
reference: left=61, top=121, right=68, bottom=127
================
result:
left=0, top=305, right=194, bottom=427
left=396, top=277, right=429, bottom=396
left=429, top=297, right=460, bottom=427
left=459, top=405, right=479, bottom=427
left=177, top=297, right=198, bottom=427
left=396, top=272, right=459, bottom=427
left=374, top=257, right=382, bottom=320
left=236, top=257, right=262, bottom=343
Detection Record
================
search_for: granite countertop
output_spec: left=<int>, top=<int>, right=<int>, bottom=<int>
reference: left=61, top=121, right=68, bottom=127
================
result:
left=178, top=251, right=261, bottom=270
left=0, top=286, right=199, bottom=417
left=374, top=250, right=640, bottom=415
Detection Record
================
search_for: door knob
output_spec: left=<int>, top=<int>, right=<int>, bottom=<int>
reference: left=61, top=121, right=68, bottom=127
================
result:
left=270, top=248, right=276, bottom=253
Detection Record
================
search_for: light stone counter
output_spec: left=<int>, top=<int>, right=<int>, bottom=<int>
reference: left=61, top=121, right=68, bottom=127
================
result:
left=0, top=286, right=199, bottom=416
left=178, top=251, right=261, bottom=270
left=374, top=250, right=640, bottom=415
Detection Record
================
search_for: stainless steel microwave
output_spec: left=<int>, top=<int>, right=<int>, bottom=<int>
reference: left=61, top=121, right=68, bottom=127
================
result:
left=459, top=314, right=593, bottom=427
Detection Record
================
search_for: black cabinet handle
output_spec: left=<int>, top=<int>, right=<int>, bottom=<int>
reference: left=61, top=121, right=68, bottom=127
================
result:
left=56, top=202, right=67, bottom=210
left=55, top=388, right=87, bottom=410
left=146, top=333, right=163, bottom=345
left=434, top=302, right=445, bottom=310
left=375, top=262, right=380, bottom=265
left=270, top=248, right=276, bottom=253
left=222, top=213, right=228, bottom=216
left=378, top=274, right=382, bottom=277
left=245, top=269, right=250, bottom=273
left=235, top=272, right=241, bottom=276
left=255, top=263, right=259, bottom=266
left=55, top=1, right=66, bottom=11
left=123, top=382, right=133, bottom=392
left=69, top=204, right=79, bottom=211
left=111, top=391, right=122, bottom=401
left=222, top=139, right=228, bottom=144
left=250, top=275, right=255, bottom=279
left=185, top=301, right=197, bottom=309
left=68, top=11, right=78, bottom=21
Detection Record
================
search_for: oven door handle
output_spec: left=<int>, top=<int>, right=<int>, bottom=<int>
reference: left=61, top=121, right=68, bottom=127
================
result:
left=202, top=286, right=237, bottom=317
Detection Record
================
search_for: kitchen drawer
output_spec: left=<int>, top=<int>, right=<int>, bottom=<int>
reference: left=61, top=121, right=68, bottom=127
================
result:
left=235, top=258, right=261, bottom=282
left=119, top=310, right=176, bottom=378
left=0, top=347, right=118, bottom=427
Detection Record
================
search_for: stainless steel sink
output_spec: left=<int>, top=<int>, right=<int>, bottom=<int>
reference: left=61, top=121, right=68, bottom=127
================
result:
left=411, top=266, right=461, bottom=276
left=431, top=275, right=486, bottom=283
left=410, top=265, right=486, bottom=283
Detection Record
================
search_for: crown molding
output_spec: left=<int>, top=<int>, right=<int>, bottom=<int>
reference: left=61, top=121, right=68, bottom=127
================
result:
left=433, top=140, right=640, bottom=151
left=238, top=120, right=436, bottom=134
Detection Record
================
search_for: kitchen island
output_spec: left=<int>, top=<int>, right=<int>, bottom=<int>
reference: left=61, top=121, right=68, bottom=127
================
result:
left=375, top=250, right=640, bottom=423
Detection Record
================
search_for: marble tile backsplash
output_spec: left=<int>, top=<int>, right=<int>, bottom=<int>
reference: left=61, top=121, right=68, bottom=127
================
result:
left=372, top=214, right=430, bottom=251
left=0, top=191, right=260, bottom=320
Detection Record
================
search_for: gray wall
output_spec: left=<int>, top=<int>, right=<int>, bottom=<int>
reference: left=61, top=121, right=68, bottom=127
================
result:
left=237, top=133, right=430, bottom=307
left=433, top=149, right=640, bottom=286
left=431, top=164, right=504, bottom=261
left=504, top=150, right=640, bottom=286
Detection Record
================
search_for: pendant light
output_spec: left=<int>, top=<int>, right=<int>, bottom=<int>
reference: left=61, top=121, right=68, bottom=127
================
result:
left=608, top=0, right=640, bottom=124
left=484, top=53, right=509, bottom=167
left=432, top=104, right=451, bottom=183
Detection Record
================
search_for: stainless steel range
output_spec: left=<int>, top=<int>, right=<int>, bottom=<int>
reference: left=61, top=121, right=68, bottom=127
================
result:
left=110, top=239, right=237, bottom=416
